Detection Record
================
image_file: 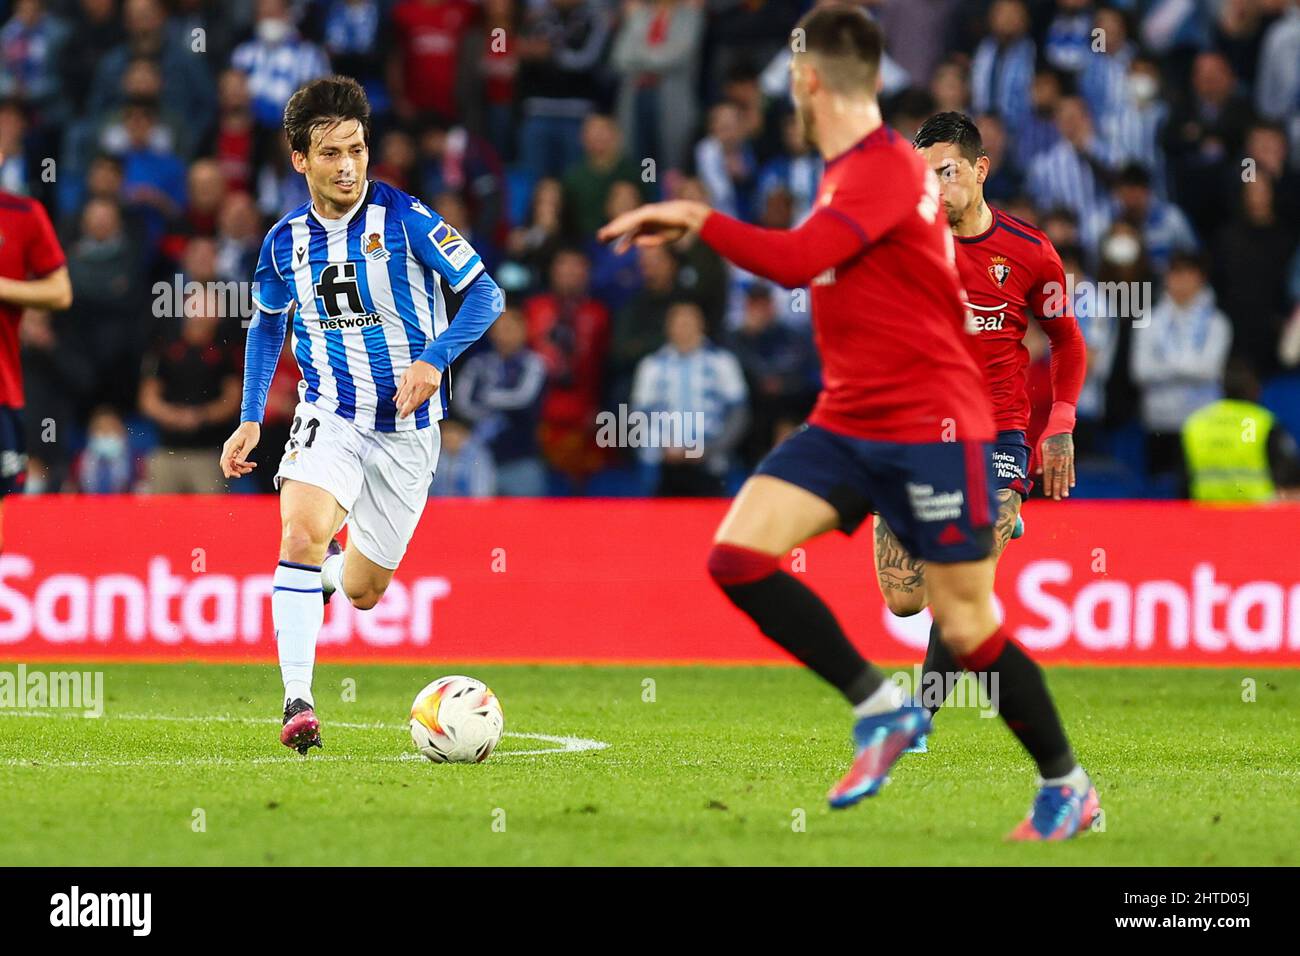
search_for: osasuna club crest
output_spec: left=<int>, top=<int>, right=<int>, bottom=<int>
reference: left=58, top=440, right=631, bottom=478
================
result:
left=988, top=255, right=1012, bottom=287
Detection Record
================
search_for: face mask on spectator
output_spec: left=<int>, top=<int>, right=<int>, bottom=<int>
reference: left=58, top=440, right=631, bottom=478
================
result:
left=257, top=19, right=291, bottom=44
left=1127, top=74, right=1157, bottom=105
left=89, top=435, right=127, bottom=460
left=1102, top=233, right=1140, bottom=267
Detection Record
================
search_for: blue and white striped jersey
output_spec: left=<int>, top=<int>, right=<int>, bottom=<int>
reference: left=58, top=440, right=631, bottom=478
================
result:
left=252, top=180, right=485, bottom=432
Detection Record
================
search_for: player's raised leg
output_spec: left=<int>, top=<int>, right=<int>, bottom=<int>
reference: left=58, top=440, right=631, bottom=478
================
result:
left=925, top=557, right=1099, bottom=840
left=274, top=478, right=347, bottom=754
left=708, top=443, right=927, bottom=809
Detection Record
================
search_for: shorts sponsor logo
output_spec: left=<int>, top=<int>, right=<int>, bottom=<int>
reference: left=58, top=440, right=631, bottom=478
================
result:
left=906, top=482, right=965, bottom=522
left=993, top=449, right=1024, bottom=480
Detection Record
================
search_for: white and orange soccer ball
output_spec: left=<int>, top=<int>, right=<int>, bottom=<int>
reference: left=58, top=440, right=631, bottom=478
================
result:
left=409, top=675, right=504, bottom=763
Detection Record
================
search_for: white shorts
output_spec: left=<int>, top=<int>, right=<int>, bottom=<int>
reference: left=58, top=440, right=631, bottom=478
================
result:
left=275, top=401, right=441, bottom=570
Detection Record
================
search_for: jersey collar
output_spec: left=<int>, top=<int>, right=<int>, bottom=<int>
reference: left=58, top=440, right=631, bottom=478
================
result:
left=308, top=181, right=372, bottom=231
left=957, top=206, right=999, bottom=244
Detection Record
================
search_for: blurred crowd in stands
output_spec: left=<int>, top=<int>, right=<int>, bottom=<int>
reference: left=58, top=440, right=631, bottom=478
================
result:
left=5, top=0, right=1300, bottom=498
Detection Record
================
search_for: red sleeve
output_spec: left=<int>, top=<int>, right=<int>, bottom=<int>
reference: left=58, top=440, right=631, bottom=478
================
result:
left=24, top=198, right=66, bottom=277
left=1030, top=240, right=1086, bottom=434
left=698, top=207, right=867, bottom=289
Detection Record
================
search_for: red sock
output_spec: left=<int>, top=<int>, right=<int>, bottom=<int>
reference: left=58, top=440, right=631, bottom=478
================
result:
left=957, top=626, right=1011, bottom=672
left=706, top=543, right=780, bottom=586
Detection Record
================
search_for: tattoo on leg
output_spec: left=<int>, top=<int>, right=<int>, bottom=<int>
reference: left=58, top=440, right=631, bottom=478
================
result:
left=874, top=518, right=926, bottom=593
left=991, top=490, right=1021, bottom=557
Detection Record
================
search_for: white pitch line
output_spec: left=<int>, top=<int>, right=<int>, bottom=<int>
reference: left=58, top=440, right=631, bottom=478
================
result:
left=0, top=710, right=608, bottom=766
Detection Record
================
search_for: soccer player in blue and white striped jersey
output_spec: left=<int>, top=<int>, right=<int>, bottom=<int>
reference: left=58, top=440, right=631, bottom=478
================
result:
left=219, top=76, right=503, bottom=753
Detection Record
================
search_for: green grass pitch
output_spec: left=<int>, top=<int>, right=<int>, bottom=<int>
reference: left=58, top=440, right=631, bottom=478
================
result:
left=0, top=663, right=1294, bottom=866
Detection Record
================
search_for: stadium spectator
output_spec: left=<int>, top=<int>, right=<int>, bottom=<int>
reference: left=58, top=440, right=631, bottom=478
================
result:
left=929, top=57, right=970, bottom=115
left=1182, top=357, right=1300, bottom=502
left=727, top=282, right=815, bottom=467
left=974, top=112, right=1022, bottom=203
left=630, top=300, right=747, bottom=496
left=610, top=243, right=681, bottom=402
left=524, top=248, right=610, bottom=483
left=0, top=0, right=69, bottom=140
left=587, top=179, right=645, bottom=314
left=1060, top=243, right=1116, bottom=458
left=516, top=0, right=612, bottom=180
left=667, top=175, right=729, bottom=331
left=1112, top=163, right=1197, bottom=274
left=1254, top=0, right=1300, bottom=157
left=214, top=190, right=261, bottom=283
left=704, top=0, right=803, bottom=102
left=414, top=116, right=506, bottom=252
left=75, top=405, right=139, bottom=494
left=0, top=99, right=29, bottom=196
left=1165, top=51, right=1253, bottom=238
left=1131, top=252, right=1233, bottom=479
left=1097, top=54, right=1168, bottom=194
left=231, top=0, right=330, bottom=135
left=138, top=294, right=239, bottom=493
left=610, top=0, right=704, bottom=176
left=1042, top=0, right=1093, bottom=76
left=694, top=101, right=758, bottom=222
left=429, top=416, right=496, bottom=497
left=206, top=68, right=256, bottom=195
left=19, top=308, right=93, bottom=493
left=563, top=114, right=649, bottom=242
left=755, top=110, right=822, bottom=231
left=322, top=0, right=387, bottom=114
left=88, top=0, right=216, bottom=158
left=66, top=197, right=145, bottom=413
left=1079, top=5, right=1134, bottom=122
left=455, top=306, right=549, bottom=497
left=1012, top=67, right=1063, bottom=174
left=970, top=0, right=1035, bottom=134
left=1026, top=95, right=1111, bottom=253
left=1214, top=176, right=1299, bottom=379
left=60, top=0, right=126, bottom=118
left=502, top=176, right=566, bottom=293
left=456, top=0, right=521, bottom=163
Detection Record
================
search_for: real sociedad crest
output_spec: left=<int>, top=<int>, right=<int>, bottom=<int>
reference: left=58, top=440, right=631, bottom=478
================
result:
left=988, top=256, right=1011, bottom=287
left=363, top=232, right=390, bottom=261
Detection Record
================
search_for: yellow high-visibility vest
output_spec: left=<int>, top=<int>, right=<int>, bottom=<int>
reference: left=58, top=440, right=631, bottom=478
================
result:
left=1182, top=399, right=1275, bottom=502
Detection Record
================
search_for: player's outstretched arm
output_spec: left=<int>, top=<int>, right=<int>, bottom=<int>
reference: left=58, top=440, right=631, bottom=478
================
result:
left=600, top=201, right=866, bottom=290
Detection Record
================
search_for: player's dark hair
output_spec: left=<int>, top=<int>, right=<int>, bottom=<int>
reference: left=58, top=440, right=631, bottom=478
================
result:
left=793, top=4, right=883, bottom=94
left=913, top=111, right=986, bottom=164
left=283, top=75, right=371, bottom=157
left=1222, top=357, right=1261, bottom=403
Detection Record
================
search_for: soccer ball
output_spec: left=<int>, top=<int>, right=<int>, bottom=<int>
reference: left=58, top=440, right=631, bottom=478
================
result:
left=409, top=675, right=504, bottom=763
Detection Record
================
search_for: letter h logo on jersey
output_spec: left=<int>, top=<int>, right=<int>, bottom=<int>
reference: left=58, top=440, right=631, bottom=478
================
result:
left=314, top=262, right=365, bottom=318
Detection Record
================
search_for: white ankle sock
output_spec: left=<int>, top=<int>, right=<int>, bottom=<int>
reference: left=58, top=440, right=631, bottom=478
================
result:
left=1042, top=765, right=1089, bottom=791
left=273, top=562, right=323, bottom=707
left=853, top=680, right=906, bottom=718
left=321, top=552, right=345, bottom=597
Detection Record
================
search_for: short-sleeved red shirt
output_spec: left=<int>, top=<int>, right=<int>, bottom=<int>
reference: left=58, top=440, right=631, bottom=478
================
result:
left=0, top=191, right=67, bottom=408
left=808, top=126, right=993, bottom=444
left=955, top=206, right=1072, bottom=433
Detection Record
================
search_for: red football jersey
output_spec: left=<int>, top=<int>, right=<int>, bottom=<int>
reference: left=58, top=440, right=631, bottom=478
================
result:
left=955, top=206, right=1071, bottom=433
left=0, top=191, right=67, bottom=408
left=807, top=126, right=993, bottom=444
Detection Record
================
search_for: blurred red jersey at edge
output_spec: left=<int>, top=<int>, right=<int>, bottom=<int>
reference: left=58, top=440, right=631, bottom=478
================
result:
left=699, top=125, right=994, bottom=445
left=0, top=190, right=67, bottom=408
